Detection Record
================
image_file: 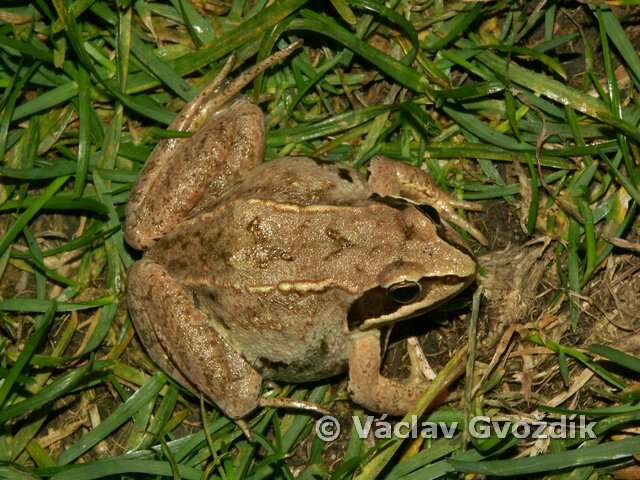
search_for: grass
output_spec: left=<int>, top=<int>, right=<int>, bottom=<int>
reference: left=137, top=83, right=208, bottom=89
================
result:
left=1, top=0, right=640, bottom=478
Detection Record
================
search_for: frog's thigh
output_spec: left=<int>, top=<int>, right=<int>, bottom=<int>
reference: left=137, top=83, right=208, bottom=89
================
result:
left=124, top=97, right=264, bottom=250
left=127, top=262, right=195, bottom=392
left=348, top=330, right=427, bottom=416
left=127, top=260, right=262, bottom=418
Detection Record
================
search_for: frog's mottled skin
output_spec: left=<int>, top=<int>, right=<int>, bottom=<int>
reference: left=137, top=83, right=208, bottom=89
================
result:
left=125, top=45, right=476, bottom=419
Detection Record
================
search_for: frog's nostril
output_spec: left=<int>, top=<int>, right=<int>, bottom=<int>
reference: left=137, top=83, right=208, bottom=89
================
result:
left=387, top=281, right=422, bottom=304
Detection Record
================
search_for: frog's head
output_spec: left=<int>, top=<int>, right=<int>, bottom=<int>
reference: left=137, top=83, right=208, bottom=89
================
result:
left=348, top=206, right=476, bottom=330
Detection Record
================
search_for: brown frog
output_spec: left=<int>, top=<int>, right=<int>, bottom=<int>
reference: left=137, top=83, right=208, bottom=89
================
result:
left=125, top=42, right=478, bottom=420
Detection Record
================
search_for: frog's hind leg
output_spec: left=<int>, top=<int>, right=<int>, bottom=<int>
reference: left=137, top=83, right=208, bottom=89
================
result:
left=348, top=330, right=433, bottom=416
left=124, top=41, right=302, bottom=250
left=127, top=260, right=262, bottom=419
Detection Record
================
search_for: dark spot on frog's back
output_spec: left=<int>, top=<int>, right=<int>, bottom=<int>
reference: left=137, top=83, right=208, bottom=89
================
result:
left=337, top=168, right=354, bottom=183
left=308, top=157, right=354, bottom=183
left=325, top=227, right=341, bottom=240
left=403, top=223, right=416, bottom=241
left=169, top=235, right=191, bottom=254
left=325, top=227, right=353, bottom=250
left=247, top=216, right=267, bottom=241
left=167, top=257, right=189, bottom=272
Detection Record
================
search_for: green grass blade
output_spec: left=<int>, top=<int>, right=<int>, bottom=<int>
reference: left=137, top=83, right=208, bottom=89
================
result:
left=472, top=48, right=640, bottom=141
left=291, top=10, right=426, bottom=92
left=128, top=29, right=195, bottom=101
left=425, top=3, right=482, bottom=52
left=0, top=195, right=110, bottom=216
left=0, top=175, right=70, bottom=258
left=0, top=296, right=115, bottom=313
left=594, top=6, right=640, bottom=90
left=0, top=363, right=92, bottom=424
left=150, top=0, right=310, bottom=88
left=330, top=0, right=356, bottom=25
left=57, top=372, right=167, bottom=465
left=12, top=82, right=79, bottom=122
left=46, top=459, right=203, bottom=480
left=0, top=302, right=56, bottom=408
left=589, top=345, right=640, bottom=374
left=72, top=66, right=90, bottom=198
left=448, top=436, right=640, bottom=476
left=442, top=102, right=533, bottom=152
left=269, top=104, right=393, bottom=145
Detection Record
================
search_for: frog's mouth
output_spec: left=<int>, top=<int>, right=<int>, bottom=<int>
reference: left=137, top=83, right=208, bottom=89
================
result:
left=347, top=274, right=472, bottom=330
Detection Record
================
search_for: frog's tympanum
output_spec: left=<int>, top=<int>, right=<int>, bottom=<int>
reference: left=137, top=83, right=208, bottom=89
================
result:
left=125, top=43, right=477, bottom=419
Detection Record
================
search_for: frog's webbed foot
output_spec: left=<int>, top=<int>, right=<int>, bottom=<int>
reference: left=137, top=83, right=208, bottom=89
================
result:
left=348, top=330, right=431, bottom=416
left=368, top=156, right=488, bottom=246
left=124, top=41, right=303, bottom=250
left=127, top=260, right=262, bottom=419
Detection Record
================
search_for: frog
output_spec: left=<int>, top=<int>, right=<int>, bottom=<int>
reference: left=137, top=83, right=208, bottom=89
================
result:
left=124, top=41, right=478, bottom=420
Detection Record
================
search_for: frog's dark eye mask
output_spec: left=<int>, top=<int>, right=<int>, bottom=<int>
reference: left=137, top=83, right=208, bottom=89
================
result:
left=347, top=275, right=466, bottom=330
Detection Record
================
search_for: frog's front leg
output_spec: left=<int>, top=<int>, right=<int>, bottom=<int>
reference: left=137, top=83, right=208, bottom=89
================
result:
left=124, top=41, right=302, bottom=250
left=127, top=260, right=262, bottom=418
left=348, top=330, right=430, bottom=416
left=368, top=156, right=488, bottom=246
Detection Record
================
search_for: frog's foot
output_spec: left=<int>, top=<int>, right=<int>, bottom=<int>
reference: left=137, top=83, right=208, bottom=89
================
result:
left=236, top=419, right=254, bottom=440
left=173, top=40, right=303, bottom=133
left=124, top=41, right=303, bottom=250
left=259, top=397, right=331, bottom=416
left=348, top=330, right=430, bottom=416
left=368, top=156, right=488, bottom=246
left=406, top=336, right=436, bottom=382
left=127, top=260, right=262, bottom=418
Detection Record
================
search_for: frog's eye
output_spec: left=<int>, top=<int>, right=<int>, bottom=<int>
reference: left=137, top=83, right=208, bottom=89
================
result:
left=387, top=281, right=422, bottom=304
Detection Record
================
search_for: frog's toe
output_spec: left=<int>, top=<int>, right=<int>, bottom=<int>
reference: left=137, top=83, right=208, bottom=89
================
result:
left=259, top=397, right=331, bottom=416
left=434, top=204, right=488, bottom=246
left=406, top=336, right=436, bottom=382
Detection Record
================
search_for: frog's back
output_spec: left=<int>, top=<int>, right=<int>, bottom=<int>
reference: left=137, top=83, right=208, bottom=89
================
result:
left=147, top=157, right=425, bottom=381
left=215, top=156, right=371, bottom=207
